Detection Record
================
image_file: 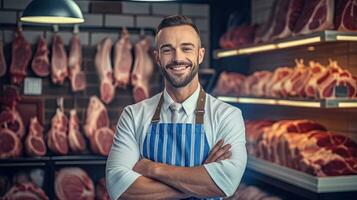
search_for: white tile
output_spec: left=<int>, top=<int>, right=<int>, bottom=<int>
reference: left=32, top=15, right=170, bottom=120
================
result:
left=82, top=13, right=103, bottom=26
left=3, top=0, right=29, bottom=10
left=0, top=11, right=17, bottom=24
left=136, top=16, right=162, bottom=29
left=152, top=3, right=179, bottom=16
left=22, top=30, right=45, bottom=44
left=122, top=1, right=150, bottom=14
left=181, top=4, right=209, bottom=17
left=90, top=32, right=118, bottom=46
left=105, top=14, right=134, bottom=27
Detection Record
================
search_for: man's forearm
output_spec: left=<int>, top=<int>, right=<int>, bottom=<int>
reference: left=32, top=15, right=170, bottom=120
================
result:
left=149, top=163, right=225, bottom=198
left=120, top=176, right=189, bottom=200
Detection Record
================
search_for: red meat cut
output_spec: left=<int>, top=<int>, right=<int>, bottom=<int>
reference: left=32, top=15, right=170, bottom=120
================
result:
left=68, top=109, right=86, bottom=153
left=335, top=0, right=357, bottom=32
left=47, top=103, right=69, bottom=155
left=95, top=178, right=110, bottom=200
left=0, top=128, right=22, bottom=159
left=68, top=33, right=86, bottom=92
left=25, top=117, right=47, bottom=157
left=2, top=182, right=48, bottom=200
left=55, top=167, right=95, bottom=200
left=90, top=127, right=114, bottom=156
left=84, top=96, right=109, bottom=139
left=51, top=33, right=68, bottom=85
left=0, top=108, right=25, bottom=139
left=31, top=34, right=50, bottom=77
left=10, top=27, right=32, bottom=85
left=114, top=28, right=133, bottom=88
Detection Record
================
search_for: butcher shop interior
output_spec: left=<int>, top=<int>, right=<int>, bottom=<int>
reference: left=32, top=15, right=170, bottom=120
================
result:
left=0, top=0, right=357, bottom=199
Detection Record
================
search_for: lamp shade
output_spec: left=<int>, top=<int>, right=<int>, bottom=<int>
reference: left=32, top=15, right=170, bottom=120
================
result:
left=20, top=0, right=84, bottom=24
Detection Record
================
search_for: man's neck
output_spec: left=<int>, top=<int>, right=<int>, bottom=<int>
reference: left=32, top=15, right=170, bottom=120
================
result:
left=165, top=77, right=199, bottom=103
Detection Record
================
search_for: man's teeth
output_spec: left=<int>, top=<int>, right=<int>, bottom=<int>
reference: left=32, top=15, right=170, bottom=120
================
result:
left=171, top=65, right=189, bottom=70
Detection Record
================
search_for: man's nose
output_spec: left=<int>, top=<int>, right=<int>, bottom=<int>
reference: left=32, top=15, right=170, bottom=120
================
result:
left=173, top=49, right=185, bottom=60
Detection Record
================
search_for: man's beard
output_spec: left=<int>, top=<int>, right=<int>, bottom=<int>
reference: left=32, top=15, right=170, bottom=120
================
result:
left=160, top=58, right=199, bottom=88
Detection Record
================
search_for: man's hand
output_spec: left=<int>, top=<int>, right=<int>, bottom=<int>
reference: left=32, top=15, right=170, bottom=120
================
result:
left=133, top=158, right=157, bottom=177
left=204, top=139, right=232, bottom=164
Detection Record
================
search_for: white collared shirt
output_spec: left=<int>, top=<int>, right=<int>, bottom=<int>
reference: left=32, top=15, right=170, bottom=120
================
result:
left=106, top=86, right=247, bottom=199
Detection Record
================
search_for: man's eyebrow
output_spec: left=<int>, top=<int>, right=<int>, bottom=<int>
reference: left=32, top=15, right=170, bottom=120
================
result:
left=160, top=44, right=173, bottom=49
left=181, top=43, right=195, bottom=47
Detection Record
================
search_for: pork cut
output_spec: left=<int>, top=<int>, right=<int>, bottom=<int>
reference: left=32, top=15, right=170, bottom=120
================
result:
left=55, top=167, right=95, bottom=200
left=282, top=59, right=310, bottom=97
left=95, top=178, right=110, bottom=200
left=31, top=34, right=50, bottom=77
left=90, top=127, right=114, bottom=156
left=25, top=117, right=46, bottom=157
left=47, top=105, right=69, bottom=155
left=114, top=28, right=133, bottom=88
left=131, top=37, right=155, bottom=103
left=250, top=71, right=273, bottom=97
left=293, top=0, right=335, bottom=35
left=10, top=28, right=32, bottom=85
left=2, top=182, right=49, bottom=200
left=270, top=0, right=305, bottom=40
left=0, top=128, right=22, bottom=159
left=69, top=33, right=86, bottom=92
left=212, top=71, right=246, bottom=96
left=95, top=37, right=115, bottom=104
left=0, top=40, right=6, bottom=77
left=335, top=0, right=357, bottom=32
left=68, top=109, right=86, bottom=153
left=0, top=85, right=21, bottom=109
left=84, top=96, right=109, bottom=139
left=266, top=67, right=293, bottom=98
left=51, top=33, right=68, bottom=85
left=0, top=108, right=25, bottom=139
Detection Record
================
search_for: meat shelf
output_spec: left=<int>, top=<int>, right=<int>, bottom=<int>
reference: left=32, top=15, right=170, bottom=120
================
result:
left=217, top=96, right=357, bottom=108
left=213, top=31, right=357, bottom=58
left=52, top=155, right=107, bottom=165
left=0, top=156, right=50, bottom=167
left=247, top=156, right=357, bottom=193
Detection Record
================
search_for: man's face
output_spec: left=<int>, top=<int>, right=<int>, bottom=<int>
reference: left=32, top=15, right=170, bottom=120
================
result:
left=155, top=25, right=205, bottom=88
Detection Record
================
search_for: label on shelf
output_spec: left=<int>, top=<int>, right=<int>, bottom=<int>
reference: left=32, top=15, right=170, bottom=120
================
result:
left=24, top=77, right=42, bottom=95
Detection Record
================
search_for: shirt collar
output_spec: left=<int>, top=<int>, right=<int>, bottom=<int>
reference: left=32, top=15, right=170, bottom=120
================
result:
left=163, top=85, right=201, bottom=116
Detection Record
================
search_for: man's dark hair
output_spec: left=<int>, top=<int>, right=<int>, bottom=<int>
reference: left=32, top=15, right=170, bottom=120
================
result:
left=156, top=15, right=200, bottom=35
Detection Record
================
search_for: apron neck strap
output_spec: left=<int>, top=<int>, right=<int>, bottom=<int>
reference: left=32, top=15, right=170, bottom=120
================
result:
left=151, top=86, right=206, bottom=124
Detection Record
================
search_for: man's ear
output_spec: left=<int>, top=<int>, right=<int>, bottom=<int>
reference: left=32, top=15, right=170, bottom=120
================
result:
left=198, top=47, right=205, bottom=64
left=154, top=50, right=160, bottom=66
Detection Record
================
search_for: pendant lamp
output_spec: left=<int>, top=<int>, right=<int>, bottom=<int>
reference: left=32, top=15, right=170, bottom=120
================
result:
left=20, top=0, right=84, bottom=24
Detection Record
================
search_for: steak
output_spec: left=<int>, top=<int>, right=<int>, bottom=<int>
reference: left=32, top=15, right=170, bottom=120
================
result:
left=25, top=117, right=47, bottom=157
left=2, top=182, right=48, bottom=200
left=90, top=127, right=114, bottom=156
left=84, top=96, right=109, bottom=139
left=212, top=71, right=246, bottom=96
left=95, top=178, right=110, bottom=200
left=10, top=27, right=32, bottom=85
left=335, top=0, right=357, bottom=31
left=55, top=167, right=95, bottom=200
left=0, top=108, right=25, bottom=139
left=0, top=128, right=22, bottom=159
left=114, top=28, right=133, bottom=88
left=31, top=34, right=50, bottom=77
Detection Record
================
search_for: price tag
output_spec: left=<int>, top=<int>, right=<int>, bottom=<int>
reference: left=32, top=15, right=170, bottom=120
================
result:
left=24, top=77, right=42, bottom=95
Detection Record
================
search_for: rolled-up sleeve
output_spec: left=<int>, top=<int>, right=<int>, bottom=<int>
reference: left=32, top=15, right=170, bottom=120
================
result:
left=106, top=107, right=141, bottom=200
left=204, top=109, right=247, bottom=197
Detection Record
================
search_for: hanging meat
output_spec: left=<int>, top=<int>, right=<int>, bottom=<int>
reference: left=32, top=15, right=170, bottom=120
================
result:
left=114, top=28, right=133, bottom=88
left=2, top=182, right=49, bottom=200
left=68, top=109, right=86, bottom=153
left=25, top=117, right=47, bottom=157
left=131, top=37, right=155, bottom=103
left=335, top=0, right=357, bottom=32
left=51, top=33, right=68, bottom=85
left=47, top=99, right=69, bottom=155
left=0, top=40, right=6, bottom=77
left=68, top=33, right=86, bottom=92
left=293, top=0, right=335, bottom=35
left=95, top=37, right=115, bottom=104
left=90, top=127, right=114, bottom=156
left=0, top=107, right=25, bottom=139
left=55, top=167, right=95, bottom=200
left=0, top=128, right=22, bottom=159
left=84, top=96, right=109, bottom=138
left=10, top=27, right=32, bottom=85
left=31, top=34, right=50, bottom=77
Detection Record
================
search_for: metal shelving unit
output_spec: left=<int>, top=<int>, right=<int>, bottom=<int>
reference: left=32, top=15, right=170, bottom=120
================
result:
left=214, top=31, right=357, bottom=58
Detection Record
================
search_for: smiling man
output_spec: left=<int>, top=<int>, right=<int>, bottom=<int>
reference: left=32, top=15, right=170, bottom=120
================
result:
left=106, top=15, right=247, bottom=200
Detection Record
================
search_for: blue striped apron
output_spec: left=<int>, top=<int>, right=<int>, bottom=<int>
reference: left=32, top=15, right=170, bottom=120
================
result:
left=142, top=88, right=221, bottom=200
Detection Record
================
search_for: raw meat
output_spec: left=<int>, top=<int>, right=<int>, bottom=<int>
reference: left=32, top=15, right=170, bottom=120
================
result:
left=84, top=96, right=109, bottom=139
left=2, top=182, right=48, bottom=200
left=90, top=127, right=114, bottom=156
left=0, top=40, right=6, bottom=77
left=10, top=27, right=32, bottom=85
left=245, top=120, right=275, bottom=156
left=25, top=117, right=47, bottom=157
left=335, top=0, right=357, bottom=31
left=250, top=71, right=273, bottom=97
left=131, top=37, right=155, bottom=102
left=95, top=37, right=115, bottom=104
left=266, top=67, right=293, bottom=98
left=219, top=25, right=257, bottom=49
left=0, top=85, right=21, bottom=108
left=254, top=0, right=280, bottom=43
left=0, top=108, right=25, bottom=139
left=114, top=28, right=133, bottom=88
left=95, top=178, right=110, bottom=200
left=304, top=61, right=327, bottom=98
left=31, top=34, right=50, bottom=77
left=0, top=128, right=22, bottom=159
left=68, top=109, right=86, bottom=153
left=69, top=33, right=86, bottom=92
left=212, top=72, right=246, bottom=96
left=282, top=59, right=310, bottom=97
left=293, top=0, right=335, bottom=35
left=47, top=102, right=69, bottom=155
left=51, top=33, right=68, bottom=85
left=270, top=0, right=305, bottom=40
left=55, top=167, right=95, bottom=200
